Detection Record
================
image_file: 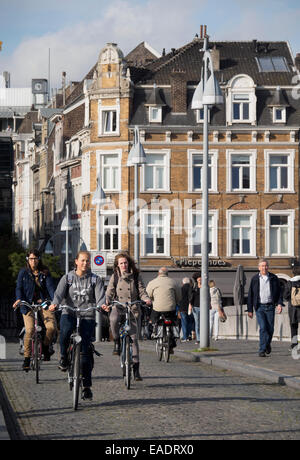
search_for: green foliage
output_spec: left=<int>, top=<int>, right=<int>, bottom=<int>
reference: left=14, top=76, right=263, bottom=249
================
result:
left=0, top=231, right=24, bottom=295
left=41, top=254, right=64, bottom=279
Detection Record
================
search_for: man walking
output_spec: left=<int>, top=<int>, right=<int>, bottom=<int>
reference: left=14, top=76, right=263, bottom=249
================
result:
left=247, top=259, right=283, bottom=357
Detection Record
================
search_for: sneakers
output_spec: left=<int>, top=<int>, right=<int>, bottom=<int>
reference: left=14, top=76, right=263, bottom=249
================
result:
left=58, top=357, right=68, bottom=371
left=82, top=387, right=93, bottom=400
left=22, top=357, right=30, bottom=371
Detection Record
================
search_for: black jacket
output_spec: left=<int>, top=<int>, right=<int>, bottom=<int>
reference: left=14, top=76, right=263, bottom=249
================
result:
left=247, top=272, right=283, bottom=313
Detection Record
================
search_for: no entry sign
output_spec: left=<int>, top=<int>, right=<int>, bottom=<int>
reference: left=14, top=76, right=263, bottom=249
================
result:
left=91, top=251, right=107, bottom=277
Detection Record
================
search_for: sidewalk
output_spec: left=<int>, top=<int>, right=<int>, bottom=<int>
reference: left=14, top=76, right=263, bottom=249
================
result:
left=140, top=338, right=300, bottom=391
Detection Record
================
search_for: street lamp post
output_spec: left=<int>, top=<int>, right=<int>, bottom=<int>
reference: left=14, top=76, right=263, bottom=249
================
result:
left=191, top=37, right=223, bottom=349
left=127, top=126, right=147, bottom=268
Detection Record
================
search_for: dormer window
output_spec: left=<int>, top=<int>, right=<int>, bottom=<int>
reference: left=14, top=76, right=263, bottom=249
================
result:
left=145, top=84, right=166, bottom=124
left=196, top=108, right=210, bottom=123
left=268, top=87, right=289, bottom=124
left=273, top=107, right=286, bottom=123
left=226, top=75, right=256, bottom=126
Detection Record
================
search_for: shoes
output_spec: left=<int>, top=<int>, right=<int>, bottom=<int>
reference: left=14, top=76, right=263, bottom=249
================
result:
left=259, top=352, right=266, bottom=357
left=195, top=341, right=199, bottom=345
left=22, top=357, right=30, bottom=371
left=58, top=357, right=68, bottom=371
left=133, top=362, right=143, bottom=381
left=266, top=345, right=272, bottom=355
left=82, top=387, right=93, bottom=400
left=181, top=339, right=187, bottom=343
left=169, top=348, right=174, bottom=354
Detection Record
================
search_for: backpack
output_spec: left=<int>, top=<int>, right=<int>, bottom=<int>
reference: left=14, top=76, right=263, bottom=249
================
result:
left=65, top=272, right=98, bottom=301
left=291, top=284, right=300, bottom=307
left=113, top=271, right=140, bottom=300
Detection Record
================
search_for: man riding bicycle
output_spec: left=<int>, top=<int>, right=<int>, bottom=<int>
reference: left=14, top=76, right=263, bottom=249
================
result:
left=49, top=250, right=105, bottom=401
left=146, top=267, right=181, bottom=353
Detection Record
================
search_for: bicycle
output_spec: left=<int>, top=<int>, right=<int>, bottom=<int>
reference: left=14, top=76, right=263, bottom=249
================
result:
left=155, top=313, right=178, bottom=363
left=17, top=300, right=49, bottom=383
left=58, top=305, right=101, bottom=410
left=110, top=300, right=145, bottom=389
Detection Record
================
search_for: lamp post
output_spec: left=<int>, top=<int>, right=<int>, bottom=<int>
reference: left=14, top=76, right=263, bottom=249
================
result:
left=92, top=177, right=106, bottom=343
left=127, top=126, right=147, bottom=268
left=191, top=37, right=223, bottom=349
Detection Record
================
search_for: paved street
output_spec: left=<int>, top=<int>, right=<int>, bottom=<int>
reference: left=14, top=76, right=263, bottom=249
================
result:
left=1, top=340, right=300, bottom=440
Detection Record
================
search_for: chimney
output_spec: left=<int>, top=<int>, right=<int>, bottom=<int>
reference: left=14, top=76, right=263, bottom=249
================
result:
left=200, top=25, right=208, bottom=39
left=211, top=44, right=220, bottom=71
left=170, top=69, right=187, bottom=113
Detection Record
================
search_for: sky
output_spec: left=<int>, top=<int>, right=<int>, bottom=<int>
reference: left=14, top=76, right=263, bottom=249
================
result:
left=1, top=0, right=300, bottom=89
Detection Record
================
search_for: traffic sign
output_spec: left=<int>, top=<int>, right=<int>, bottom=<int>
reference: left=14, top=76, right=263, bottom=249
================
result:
left=91, top=251, right=107, bottom=277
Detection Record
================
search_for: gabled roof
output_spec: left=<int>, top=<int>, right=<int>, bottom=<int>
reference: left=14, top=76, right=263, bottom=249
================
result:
left=130, top=39, right=297, bottom=86
left=125, top=42, right=161, bottom=67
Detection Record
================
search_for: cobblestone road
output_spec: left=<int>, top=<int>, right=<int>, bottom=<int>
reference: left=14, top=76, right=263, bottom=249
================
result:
left=1, top=341, right=300, bottom=440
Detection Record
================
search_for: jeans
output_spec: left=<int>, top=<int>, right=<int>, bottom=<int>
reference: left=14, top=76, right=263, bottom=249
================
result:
left=60, top=314, right=95, bottom=388
left=22, top=310, right=57, bottom=358
left=209, top=309, right=219, bottom=339
left=192, top=307, right=200, bottom=342
left=256, top=304, right=275, bottom=353
left=180, top=312, right=193, bottom=340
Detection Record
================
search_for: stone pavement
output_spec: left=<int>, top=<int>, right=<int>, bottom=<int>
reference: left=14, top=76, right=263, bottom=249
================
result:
left=139, top=338, right=300, bottom=390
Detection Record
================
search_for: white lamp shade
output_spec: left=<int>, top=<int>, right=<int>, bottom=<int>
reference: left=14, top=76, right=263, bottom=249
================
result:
left=191, top=81, right=204, bottom=110
left=61, top=216, right=72, bottom=231
left=127, top=142, right=147, bottom=166
left=202, top=73, right=223, bottom=105
left=92, top=182, right=106, bottom=205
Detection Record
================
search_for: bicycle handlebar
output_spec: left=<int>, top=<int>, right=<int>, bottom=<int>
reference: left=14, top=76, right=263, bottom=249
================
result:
left=110, top=300, right=147, bottom=308
left=17, top=300, right=50, bottom=311
left=58, top=305, right=101, bottom=314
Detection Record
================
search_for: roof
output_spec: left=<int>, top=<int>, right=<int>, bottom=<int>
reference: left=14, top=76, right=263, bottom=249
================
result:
left=125, top=42, right=161, bottom=67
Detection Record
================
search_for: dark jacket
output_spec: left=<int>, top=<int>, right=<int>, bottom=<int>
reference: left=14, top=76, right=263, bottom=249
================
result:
left=15, top=268, right=56, bottom=314
left=247, top=272, right=283, bottom=314
left=283, top=275, right=300, bottom=324
left=179, top=283, right=192, bottom=313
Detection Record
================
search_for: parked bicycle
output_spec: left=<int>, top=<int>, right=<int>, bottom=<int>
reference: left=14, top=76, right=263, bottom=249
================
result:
left=58, top=305, right=101, bottom=410
left=16, top=300, right=50, bottom=383
left=155, top=313, right=178, bottom=363
left=110, top=300, right=146, bottom=389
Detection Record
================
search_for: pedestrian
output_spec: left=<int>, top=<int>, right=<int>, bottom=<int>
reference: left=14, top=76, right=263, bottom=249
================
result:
left=283, top=265, right=300, bottom=350
left=178, top=277, right=193, bottom=342
left=13, top=249, right=57, bottom=370
left=209, top=280, right=223, bottom=340
left=146, top=267, right=181, bottom=352
left=189, top=275, right=202, bottom=344
left=49, top=250, right=106, bottom=401
left=104, top=252, right=151, bottom=381
left=247, top=258, right=283, bottom=357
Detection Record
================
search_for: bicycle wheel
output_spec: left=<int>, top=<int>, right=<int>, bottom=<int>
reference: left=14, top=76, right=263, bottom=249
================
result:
left=124, top=335, right=131, bottom=390
left=156, top=337, right=163, bottom=361
left=163, top=331, right=170, bottom=363
left=72, top=344, right=81, bottom=410
left=32, top=335, right=41, bottom=383
left=67, top=345, right=74, bottom=391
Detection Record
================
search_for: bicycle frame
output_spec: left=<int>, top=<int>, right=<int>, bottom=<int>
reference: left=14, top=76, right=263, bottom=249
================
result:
left=155, top=314, right=174, bottom=363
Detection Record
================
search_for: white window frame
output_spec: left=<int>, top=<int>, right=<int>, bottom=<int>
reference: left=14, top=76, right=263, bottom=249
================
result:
left=99, top=209, right=121, bottom=252
left=226, top=75, right=257, bottom=126
left=196, top=108, right=210, bottom=123
left=264, top=149, right=294, bottom=193
left=140, top=209, right=171, bottom=257
left=226, top=149, right=257, bottom=192
left=273, top=107, right=286, bottom=124
left=96, top=149, right=122, bottom=193
left=226, top=210, right=257, bottom=257
left=149, top=106, right=162, bottom=123
left=265, top=210, right=294, bottom=257
left=98, top=100, right=120, bottom=137
left=188, top=149, right=218, bottom=193
left=141, top=149, right=171, bottom=192
left=187, top=209, right=218, bottom=257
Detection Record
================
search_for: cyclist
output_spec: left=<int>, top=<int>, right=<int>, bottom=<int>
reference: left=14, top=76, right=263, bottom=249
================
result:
left=13, top=249, right=57, bottom=371
left=146, top=267, right=181, bottom=353
left=49, top=250, right=105, bottom=401
left=103, top=252, right=151, bottom=381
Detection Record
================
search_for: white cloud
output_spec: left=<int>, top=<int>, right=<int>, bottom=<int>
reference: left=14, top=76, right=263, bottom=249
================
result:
left=1, top=0, right=202, bottom=89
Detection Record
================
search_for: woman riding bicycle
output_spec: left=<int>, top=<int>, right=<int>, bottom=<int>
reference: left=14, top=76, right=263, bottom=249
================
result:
left=49, top=250, right=105, bottom=401
left=13, top=249, right=57, bottom=371
left=103, top=252, right=151, bottom=381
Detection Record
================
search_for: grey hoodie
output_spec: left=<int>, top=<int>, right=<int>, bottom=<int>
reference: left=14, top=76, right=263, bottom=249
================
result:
left=53, top=270, right=106, bottom=319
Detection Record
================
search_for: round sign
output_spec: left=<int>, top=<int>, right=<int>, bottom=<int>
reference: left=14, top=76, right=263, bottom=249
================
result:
left=94, top=255, right=104, bottom=266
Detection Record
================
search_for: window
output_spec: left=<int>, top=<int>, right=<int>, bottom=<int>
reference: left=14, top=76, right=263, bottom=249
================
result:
left=142, top=150, right=170, bottom=192
left=196, top=108, right=210, bottom=123
left=188, top=150, right=218, bottom=192
left=98, top=101, right=120, bottom=136
left=264, top=150, right=294, bottom=192
left=227, top=211, right=257, bottom=257
left=97, top=150, right=121, bottom=192
left=149, top=107, right=162, bottom=123
left=233, top=94, right=249, bottom=121
left=265, top=210, right=294, bottom=256
left=188, top=210, right=218, bottom=257
left=227, top=150, right=256, bottom=192
left=273, top=107, right=286, bottom=123
left=101, top=213, right=120, bottom=251
left=141, top=210, right=170, bottom=256
left=256, top=56, right=289, bottom=72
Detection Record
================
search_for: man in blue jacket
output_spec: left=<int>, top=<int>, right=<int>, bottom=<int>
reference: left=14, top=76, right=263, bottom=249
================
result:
left=247, top=259, right=283, bottom=357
